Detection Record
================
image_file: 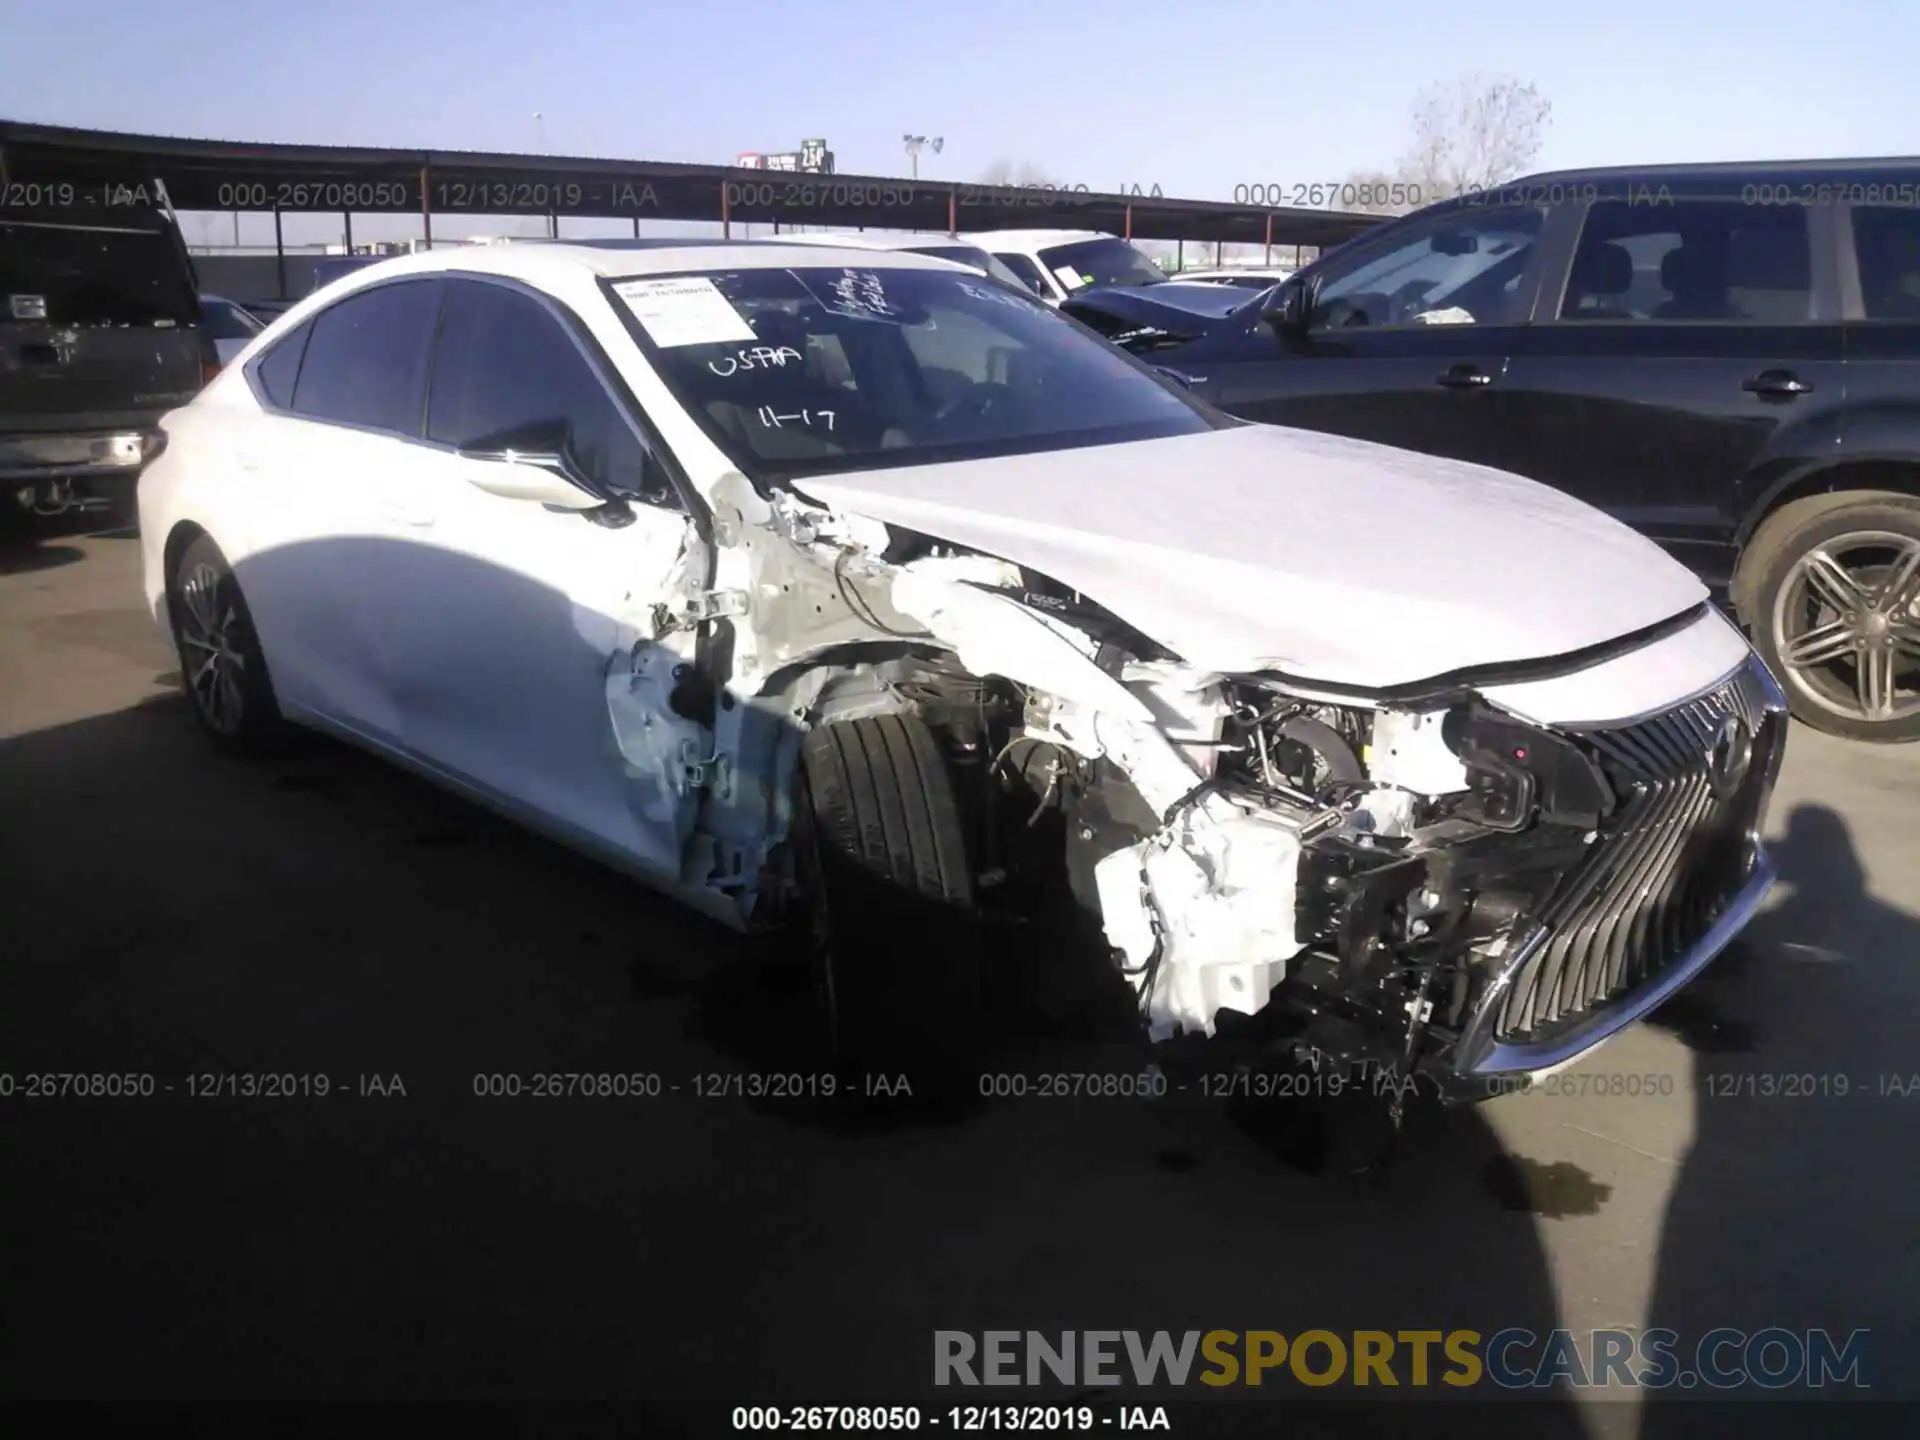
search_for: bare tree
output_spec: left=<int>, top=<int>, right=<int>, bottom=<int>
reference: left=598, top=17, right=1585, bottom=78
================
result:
left=1335, top=168, right=1419, bottom=216
left=1397, top=73, right=1552, bottom=201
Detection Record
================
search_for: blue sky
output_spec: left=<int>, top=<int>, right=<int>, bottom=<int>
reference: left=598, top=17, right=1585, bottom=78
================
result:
left=7, top=0, right=1918, bottom=246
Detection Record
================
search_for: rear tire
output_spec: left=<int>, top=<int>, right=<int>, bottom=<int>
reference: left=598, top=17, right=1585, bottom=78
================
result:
left=1742, top=492, right=1920, bottom=743
left=167, top=533, right=287, bottom=754
left=795, top=713, right=984, bottom=1099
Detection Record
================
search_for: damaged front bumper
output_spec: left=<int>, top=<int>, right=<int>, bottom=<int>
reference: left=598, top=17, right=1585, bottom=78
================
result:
left=1082, top=654, right=1789, bottom=1092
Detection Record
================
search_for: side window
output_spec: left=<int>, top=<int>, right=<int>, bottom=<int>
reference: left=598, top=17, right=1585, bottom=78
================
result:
left=1308, top=207, right=1546, bottom=329
left=994, top=252, right=1051, bottom=299
left=1851, top=206, right=1920, bottom=320
left=427, top=280, right=676, bottom=506
left=1558, top=200, right=1812, bottom=323
left=291, top=280, right=441, bottom=434
left=251, top=319, right=311, bottom=409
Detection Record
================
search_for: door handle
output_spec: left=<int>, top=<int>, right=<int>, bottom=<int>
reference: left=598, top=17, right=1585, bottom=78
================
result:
left=1435, top=364, right=1493, bottom=389
left=1743, top=369, right=1812, bottom=397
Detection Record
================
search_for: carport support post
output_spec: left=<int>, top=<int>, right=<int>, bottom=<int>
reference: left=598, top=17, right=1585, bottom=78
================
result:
left=1176, top=238, right=1183, bottom=271
left=632, top=216, right=640, bottom=238
left=1264, top=212, right=1272, bottom=266
left=343, top=210, right=353, bottom=254
left=419, top=166, right=433, bottom=248
left=1124, top=202, right=1132, bottom=241
left=721, top=179, right=731, bottom=240
left=273, top=206, right=286, bottom=300
left=947, top=186, right=957, bottom=239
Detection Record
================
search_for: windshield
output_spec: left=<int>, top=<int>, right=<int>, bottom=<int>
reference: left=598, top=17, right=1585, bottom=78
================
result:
left=2, top=218, right=199, bottom=326
left=1037, top=238, right=1168, bottom=293
left=608, top=265, right=1218, bottom=484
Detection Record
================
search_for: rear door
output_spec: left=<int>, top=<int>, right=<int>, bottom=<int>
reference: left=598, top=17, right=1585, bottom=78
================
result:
left=1201, top=203, right=1550, bottom=473
left=1500, top=197, right=1845, bottom=587
left=0, top=214, right=205, bottom=433
left=229, top=278, right=445, bottom=738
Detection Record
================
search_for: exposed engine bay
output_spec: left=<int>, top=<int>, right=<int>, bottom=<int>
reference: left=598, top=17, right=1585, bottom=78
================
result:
left=636, top=473, right=1780, bottom=1093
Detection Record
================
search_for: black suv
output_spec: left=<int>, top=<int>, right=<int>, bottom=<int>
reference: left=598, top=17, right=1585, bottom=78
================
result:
left=1070, top=160, right=1920, bottom=743
left=2, top=205, right=213, bottom=524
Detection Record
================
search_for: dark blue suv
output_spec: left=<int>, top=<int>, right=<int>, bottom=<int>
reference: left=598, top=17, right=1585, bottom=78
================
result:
left=1066, top=160, right=1920, bottom=743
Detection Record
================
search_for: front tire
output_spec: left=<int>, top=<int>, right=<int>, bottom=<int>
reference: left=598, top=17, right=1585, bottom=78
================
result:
left=167, top=533, right=286, bottom=754
left=1743, top=492, right=1920, bottom=743
left=795, top=714, right=984, bottom=1097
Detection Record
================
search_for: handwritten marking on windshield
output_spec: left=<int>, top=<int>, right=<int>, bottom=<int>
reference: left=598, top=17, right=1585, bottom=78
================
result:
left=958, top=281, right=1039, bottom=312
left=757, top=406, right=836, bottom=431
left=828, top=269, right=900, bottom=319
left=708, top=345, right=804, bottom=376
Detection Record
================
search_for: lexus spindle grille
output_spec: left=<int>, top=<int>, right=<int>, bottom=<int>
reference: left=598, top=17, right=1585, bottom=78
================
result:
left=1493, top=660, right=1785, bottom=1044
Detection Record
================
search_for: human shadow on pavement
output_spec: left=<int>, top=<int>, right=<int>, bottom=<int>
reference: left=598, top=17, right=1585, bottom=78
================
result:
left=1639, top=803, right=1920, bottom=1438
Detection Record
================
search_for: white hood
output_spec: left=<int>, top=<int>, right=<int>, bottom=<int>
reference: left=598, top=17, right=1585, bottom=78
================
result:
left=792, top=424, right=1708, bottom=691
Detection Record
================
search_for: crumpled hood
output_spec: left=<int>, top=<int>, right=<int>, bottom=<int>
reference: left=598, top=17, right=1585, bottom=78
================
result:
left=791, top=424, right=1709, bottom=691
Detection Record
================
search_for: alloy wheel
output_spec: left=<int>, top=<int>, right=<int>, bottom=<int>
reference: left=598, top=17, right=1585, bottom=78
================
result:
left=175, top=561, right=249, bottom=735
left=1771, top=531, right=1920, bottom=725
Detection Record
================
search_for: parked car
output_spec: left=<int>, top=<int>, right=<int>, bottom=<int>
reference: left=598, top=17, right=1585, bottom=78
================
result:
left=237, top=297, right=297, bottom=323
left=1063, top=159, right=1920, bottom=742
left=198, top=293, right=265, bottom=366
left=968, top=229, right=1179, bottom=304
left=2, top=207, right=214, bottom=521
left=770, top=230, right=1032, bottom=290
left=1174, top=266, right=1296, bottom=289
left=139, top=239, right=1786, bottom=1099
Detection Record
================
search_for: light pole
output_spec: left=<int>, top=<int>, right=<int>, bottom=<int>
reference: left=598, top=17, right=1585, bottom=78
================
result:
left=902, top=134, right=943, bottom=181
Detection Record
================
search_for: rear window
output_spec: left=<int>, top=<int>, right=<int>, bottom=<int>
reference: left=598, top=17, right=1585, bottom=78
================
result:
left=2, top=218, right=199, bottom=326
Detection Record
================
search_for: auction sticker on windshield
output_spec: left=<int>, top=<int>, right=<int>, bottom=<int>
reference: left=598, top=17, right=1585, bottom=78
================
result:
left=612, top=277, right=756, bottom=347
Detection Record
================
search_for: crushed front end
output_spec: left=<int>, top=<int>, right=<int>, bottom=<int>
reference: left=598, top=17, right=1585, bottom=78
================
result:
left=1032, top=654, right=1789, bottom=1096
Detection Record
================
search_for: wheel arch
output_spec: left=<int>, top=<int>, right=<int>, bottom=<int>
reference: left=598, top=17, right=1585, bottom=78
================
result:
left=162, top=519, right=211, bottom=586
left=1730, top=458, right=1920, bottom=622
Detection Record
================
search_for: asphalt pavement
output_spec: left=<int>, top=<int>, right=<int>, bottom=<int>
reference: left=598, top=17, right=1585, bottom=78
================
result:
left=2, top=519, right=1916, bottom=1436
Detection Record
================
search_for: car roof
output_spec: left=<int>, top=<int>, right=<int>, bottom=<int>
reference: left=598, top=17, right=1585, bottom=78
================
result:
left=966, top=229, right=1115, bottom=250
left=1495, top=155, right=1920, bottom=194
left=773, top=231, right=988, bottom=252
left=304, top=238, right=966, bottom=290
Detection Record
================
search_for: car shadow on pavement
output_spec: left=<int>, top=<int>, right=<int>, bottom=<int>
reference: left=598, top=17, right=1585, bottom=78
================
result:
left=1637, top=803, right=1920, bottom=1435
left=0, top=675, right=1595, bottom=1432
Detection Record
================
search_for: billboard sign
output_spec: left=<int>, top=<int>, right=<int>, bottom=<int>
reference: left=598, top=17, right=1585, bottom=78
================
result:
left=732, top=141, right=833, bottom=175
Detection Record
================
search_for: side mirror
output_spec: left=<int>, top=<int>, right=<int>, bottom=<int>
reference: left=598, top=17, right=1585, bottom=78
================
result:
left=1263, top=277, right=1312, bottom=337
left=455, top=447, right=604, bottom=510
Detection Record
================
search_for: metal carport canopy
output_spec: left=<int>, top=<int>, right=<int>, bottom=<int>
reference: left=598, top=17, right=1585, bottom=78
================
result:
left=0, top=120, right=1384, bottom=249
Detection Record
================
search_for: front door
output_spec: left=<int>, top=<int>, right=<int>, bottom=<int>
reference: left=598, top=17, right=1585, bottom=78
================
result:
left=1202, top=204, right=1551, bottom=475
left=393, top=276, right=707, bottom=879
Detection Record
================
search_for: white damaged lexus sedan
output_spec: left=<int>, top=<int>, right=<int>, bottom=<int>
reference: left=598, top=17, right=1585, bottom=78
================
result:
left=138, top=240, right=1788, bottom=1095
